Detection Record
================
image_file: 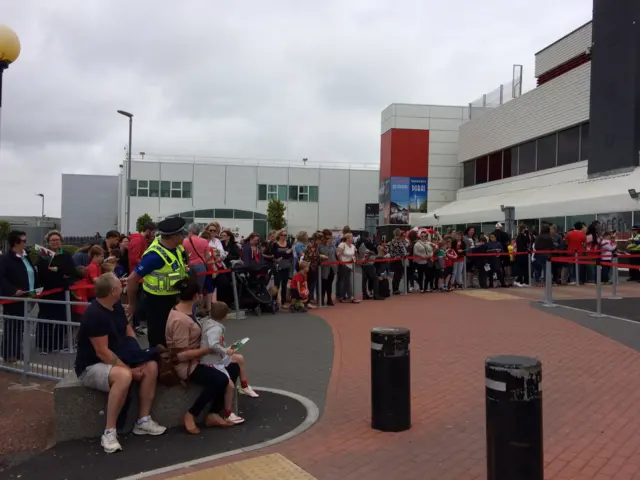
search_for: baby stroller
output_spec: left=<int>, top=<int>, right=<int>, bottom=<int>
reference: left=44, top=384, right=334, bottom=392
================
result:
left=231, top=261, right=277, bottom=316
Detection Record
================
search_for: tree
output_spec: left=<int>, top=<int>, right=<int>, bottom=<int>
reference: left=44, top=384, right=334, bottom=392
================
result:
left=266, top=199, right=287, bottom=231
left=0, top=220, right=10, bottom=251
left=419, top=199, right=428, bottom=213
left=136, top=213, right=153, bottom=233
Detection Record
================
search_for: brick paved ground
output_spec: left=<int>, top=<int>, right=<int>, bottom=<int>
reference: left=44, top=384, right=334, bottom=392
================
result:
left=155, top=290, right=640, bottom=480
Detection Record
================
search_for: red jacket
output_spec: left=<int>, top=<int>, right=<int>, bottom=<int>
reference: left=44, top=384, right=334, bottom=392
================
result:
left=128, top=233, right=150, bottom=273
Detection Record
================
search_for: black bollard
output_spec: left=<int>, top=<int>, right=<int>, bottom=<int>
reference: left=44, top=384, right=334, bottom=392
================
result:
left=371, top=327, right=411, bottom=432
left=485, top=355, right=543, bottom=480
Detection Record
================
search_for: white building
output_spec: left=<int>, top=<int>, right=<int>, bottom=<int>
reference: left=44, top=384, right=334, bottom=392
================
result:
left=61, top=158, right=379, bottom=238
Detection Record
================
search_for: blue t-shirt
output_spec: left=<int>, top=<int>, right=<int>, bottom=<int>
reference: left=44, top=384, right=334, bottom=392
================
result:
left=134, top=247, right=182, bottom=278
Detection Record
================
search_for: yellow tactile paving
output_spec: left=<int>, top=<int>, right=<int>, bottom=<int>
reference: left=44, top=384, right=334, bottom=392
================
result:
left=455, top=289, right=521, bottom=301
left=169, top=454, right=317, bottom=480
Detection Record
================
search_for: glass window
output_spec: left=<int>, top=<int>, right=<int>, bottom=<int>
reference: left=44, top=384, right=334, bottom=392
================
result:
left=254, top=212, right=267, bottom=220
left=253, top=219, right=267, bottom=239
left=149, top=181, right=159, bottom=197
left=138, top=185, right=149, bottom=197
left=179, top=210, right=194, bottom=219
left=518, top=219, right=539, bottom=233
left=138, top=180, right=148, bottom=188
left=475, top=156, right=488, bottom=184
left=214, top=209, right=233, bottom=219
left=580, top=122, right=589, bottom=161
left=557, top=126, right=580, bottom=166
left=503, top=149, right=512, bottom=178
left=171, top=181, right=181, bottom=189
left=541, top=217, right=566, bottom=233
left=298, top=185, right=309, bottom=202
left=463, top=160, right=475, bottom=187
left=182, top=181, right=192, bottom=199
left=289, top=185, right=298, bottom=201
left=161, top=181, right=171, bottom=198
left=488, top=151, right=503, bottom=182
left=267, top=184, right=278, bottom=200
left=518, top=141, right=536, bottom=174
left=567, top=215, right=596, bottom=231
left=536, top=133, right=557, bottom=170
left=258, top=184, right=267, bottom=201
left=309, top=186, right=319, bottom=202
left=278, top=185, right=288, bottom=201
left=171, top=181, right=182, bottom=198
left=234, top=209, right=253, bottom=219
left=597, top=212, right=633, bottom=240
left=510, top=146, right=519, bottom=176
left=128, top=179, right=137, bottom=197
left=194, top=209, right=214, bottom=218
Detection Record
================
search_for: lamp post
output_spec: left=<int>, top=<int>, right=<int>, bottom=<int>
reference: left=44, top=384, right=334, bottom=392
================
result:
left=117, top=110, right=133, bottom=233
left=36, top=193, right=44, bottom=217
left=0, top=25, right=21, bottom=143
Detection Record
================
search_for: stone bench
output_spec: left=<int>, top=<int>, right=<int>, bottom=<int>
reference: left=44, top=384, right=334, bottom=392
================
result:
left=54, top=372, right=236, bottom=443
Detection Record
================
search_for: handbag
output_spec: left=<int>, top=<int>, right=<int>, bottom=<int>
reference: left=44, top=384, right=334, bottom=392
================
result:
left=157, top=346, right=186, bottom=387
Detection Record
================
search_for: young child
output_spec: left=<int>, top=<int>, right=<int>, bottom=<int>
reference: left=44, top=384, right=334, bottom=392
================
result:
left=289, top=261, right=313, bottom=311
left=268, top=285, right=280, bottom=313
left=199, top=302, right=259, bottom=421
left=444, top=240, right=457, bottom=291
left=433, top=241, right=446, bottom=291
left=73, top=245, right=104, bottom=316
left=600, top=231, right=617, bottom=284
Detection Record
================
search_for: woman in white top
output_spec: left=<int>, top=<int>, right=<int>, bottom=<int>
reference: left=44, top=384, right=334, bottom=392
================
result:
left=204, top=222, right=226, bottom=260
left=336, top=233, right=360, bottom=303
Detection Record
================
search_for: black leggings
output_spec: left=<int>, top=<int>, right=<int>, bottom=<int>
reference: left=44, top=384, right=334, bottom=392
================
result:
left=391, top=260, right=404, bottom=292
left=188, top=363, right=240, bottom=417
left=274, top=268, right=290, bottom=302
left=322, top=269, right=335, bottom=304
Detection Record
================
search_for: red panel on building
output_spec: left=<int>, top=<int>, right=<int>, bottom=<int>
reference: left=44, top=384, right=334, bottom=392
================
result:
left=379, top=128, right=430, bottom=179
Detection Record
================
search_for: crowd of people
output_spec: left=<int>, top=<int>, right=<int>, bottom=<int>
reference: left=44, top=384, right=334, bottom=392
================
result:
left=0, top=216, right=637, bottom=454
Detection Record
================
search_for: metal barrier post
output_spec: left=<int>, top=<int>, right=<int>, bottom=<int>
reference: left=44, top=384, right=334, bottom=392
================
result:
left=541, top=260, right=556, bottom=308
left=352, top=262, right=358, bottom=299
left=317, top=265, right=324, bottom=307
left=463, top=258, right=468, bottom=289
left=574, top=252, right=579, bottom=286
left=21, top=300, right=31, bottom=384
left=527, top=253, right=532, bottom=286
left=610, top=257, right=622, bottom=300
left=64, top=290, right=75, bottom=353
left=403, top=259, right=408, bottom=295
left=590, top=265, right=605, bottom=318
left=230, top=271, right=246, bottom=320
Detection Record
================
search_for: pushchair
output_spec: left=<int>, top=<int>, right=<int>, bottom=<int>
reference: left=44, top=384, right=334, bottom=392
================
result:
left=231, top=261, right=277, bottom=316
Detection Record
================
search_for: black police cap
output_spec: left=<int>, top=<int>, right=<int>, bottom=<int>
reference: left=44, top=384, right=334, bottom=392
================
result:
left=157, top=217, right=186, bottom=236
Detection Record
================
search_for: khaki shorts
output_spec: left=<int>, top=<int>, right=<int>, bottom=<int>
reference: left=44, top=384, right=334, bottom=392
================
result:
left=79, top=363, right=113, bottom=392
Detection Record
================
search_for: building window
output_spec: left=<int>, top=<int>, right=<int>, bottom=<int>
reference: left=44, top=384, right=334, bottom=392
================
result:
left=161, top=181, right=171, bottom=198
left=138, top=180, right=149, bottom=197
left=254, top=212, right=267, bottom=220
left=503, top=148, right=512, bottom=178
left=182, top=182, right=192, bottom=199
left=215, top=209, right=234, bottom=219
left=278, top=185, right=288, bottom=201
left=510, top=146, right=519, bottom=176
left=128, top=179, right=137, bottom=197
left=488, top=151, right=503, bottom=182
left=557, top=126, right=580, bottom=166
left=267, top=184, right=278, bottom=200
left=309, top=186, right=319, bottom=202
left=580, top=122, right=589, bottom=161
left=149, top=181, right=159, bottom=197
left=195, top=209, right=214, bottom=218
left=170, top=181, right=181, bottom=198
left=234, top=209, right=253, bottom=219
left=298, top=185, right=309, bottom=202
left=289, top=185, right=298, bottom=201
left=475, top=156, right=488, bottom=184
left=463, top=160, right=475, bottom=187
left=518, top=141, right=536, bottom=175
left=258, top=184, right=267, bottom=201
left=536, top=133, right=557, bottom=170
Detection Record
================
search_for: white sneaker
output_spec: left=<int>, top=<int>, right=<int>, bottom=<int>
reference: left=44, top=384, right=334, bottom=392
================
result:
left=101, top=430, right=122, bottom=454
left=132, top=418, right=167, bottom=436
left=227, top=412, right=245, bottom=424
left=238, top=385, right=259, bottom=398
left=513, top=282, right=522, bottom=287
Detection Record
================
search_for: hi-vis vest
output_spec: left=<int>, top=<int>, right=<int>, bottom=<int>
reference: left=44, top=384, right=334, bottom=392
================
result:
left=142, top=239, right=188, bottom=295
left=629, top=234, right=640, bottom=252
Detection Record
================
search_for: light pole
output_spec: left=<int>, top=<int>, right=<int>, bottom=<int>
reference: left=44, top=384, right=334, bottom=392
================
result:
left=0, top=25, right=21, bottom=143
left=117, top=110, right=133, bottom=233
left=36, top=193, right=44, bottom=217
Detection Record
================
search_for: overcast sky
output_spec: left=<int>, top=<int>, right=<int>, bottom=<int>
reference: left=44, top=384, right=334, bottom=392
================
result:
left=1, top=0, right=592, bottom=217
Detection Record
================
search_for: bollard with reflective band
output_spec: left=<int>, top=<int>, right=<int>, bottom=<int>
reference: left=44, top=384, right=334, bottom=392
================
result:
left=590, top=265, right=605, bottom=318
left=527, top=253, right=532, bottom=286
left=486, top=355, right=543, bottom=480
left=371, top=327, right=411, bottom=432
left=610, top=257, right=622, bottom=300
left=541, top=260, right=556, bottom=308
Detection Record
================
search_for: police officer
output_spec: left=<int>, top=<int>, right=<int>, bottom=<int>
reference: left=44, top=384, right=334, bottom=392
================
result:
left=126, top=217, right=189, bottom=347
left=627, top=226, right=640, bottom=282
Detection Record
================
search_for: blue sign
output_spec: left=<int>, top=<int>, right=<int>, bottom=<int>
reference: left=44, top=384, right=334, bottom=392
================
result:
left=409, top=177, right=428, bottom=212
left=389, top=177, right=410, bottom=224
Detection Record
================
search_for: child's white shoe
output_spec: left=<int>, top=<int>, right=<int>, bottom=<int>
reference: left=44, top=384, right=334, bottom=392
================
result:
left=227, top=412, right=245, bottom=424
left=238, top=385, right=260, bottom=398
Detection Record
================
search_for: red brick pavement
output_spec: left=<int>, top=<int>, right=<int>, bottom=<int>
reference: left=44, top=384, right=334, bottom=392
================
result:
left=155, top=292, right=640, bottom=480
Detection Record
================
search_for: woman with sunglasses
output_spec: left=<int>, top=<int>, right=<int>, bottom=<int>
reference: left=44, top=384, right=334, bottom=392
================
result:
left=0, top=231, right=40, bottom=362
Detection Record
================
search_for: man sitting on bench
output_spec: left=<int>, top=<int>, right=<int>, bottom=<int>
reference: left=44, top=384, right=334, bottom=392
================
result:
left=75, top=273, right=167, bottom=453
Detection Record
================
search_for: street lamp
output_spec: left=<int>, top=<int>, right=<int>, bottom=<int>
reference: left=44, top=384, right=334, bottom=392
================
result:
left=117, top=110, right=133, bottom=233
left=36, top=193, right=44, bottom=218
left=0, top=25, right=21, bottom=140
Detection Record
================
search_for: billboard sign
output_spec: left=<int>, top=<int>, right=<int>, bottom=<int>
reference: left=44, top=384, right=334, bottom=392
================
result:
left=389, top=177, right=410, bottom=224
left=409, top=178, right=428, bottom=212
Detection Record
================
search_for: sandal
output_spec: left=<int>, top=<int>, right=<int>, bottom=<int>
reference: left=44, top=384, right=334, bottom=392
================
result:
left=205, top=413, right=234, bottom=428
left=184, top=413, right=201, bottom=435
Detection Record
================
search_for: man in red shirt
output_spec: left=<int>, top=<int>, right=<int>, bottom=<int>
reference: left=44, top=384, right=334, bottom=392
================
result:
left=127, top=222, right=156, bottom=334
left=564, top=222, right=587, bottom=285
